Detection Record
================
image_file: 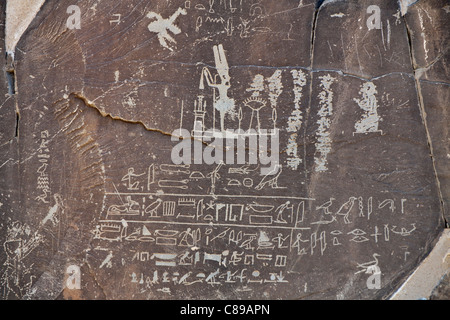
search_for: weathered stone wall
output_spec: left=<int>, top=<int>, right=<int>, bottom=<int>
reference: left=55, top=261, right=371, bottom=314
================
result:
left=0, top=0, right=448, bottom=300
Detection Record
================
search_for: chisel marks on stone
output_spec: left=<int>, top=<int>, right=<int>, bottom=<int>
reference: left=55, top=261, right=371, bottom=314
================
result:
left=54, top=94, right=105, bottom=195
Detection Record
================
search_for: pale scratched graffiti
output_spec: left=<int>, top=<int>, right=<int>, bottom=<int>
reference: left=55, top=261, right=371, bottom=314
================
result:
left=92, top=146, right=417, bottom=291
left=354, top=82, right=382, bottom=135
left=267, top=70, right=283, bottom=110
left=147, top=7, right=187, bottom=51
left=35, top=131, right=51, bottom=204
left=2, top=1, right=433, bottom=299
left=314, top=74, right=336, bottom=173
left=286, top=69, right=307, bottom=170
left=0, top=222, right=43, bottom=299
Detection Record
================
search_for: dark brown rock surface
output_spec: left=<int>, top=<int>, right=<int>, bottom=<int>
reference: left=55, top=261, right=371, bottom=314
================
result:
left=0, top=0, right=447, bottom=300
left=404, top=0, right=449, bottom=223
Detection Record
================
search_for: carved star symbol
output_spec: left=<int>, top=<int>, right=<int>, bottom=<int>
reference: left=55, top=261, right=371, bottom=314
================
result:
left=206, top=200, right=215, bottom=211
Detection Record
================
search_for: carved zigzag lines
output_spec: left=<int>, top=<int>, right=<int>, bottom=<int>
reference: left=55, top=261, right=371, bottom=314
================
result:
left=54, top=94, right=105, bottom=194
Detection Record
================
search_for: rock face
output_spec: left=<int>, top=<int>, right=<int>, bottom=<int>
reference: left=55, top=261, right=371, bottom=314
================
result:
left=0, top=0, right=447, bottom=300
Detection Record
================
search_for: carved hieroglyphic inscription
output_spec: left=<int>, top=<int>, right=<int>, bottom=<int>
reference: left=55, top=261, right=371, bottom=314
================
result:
left=0, top=0, right=446, bottom=300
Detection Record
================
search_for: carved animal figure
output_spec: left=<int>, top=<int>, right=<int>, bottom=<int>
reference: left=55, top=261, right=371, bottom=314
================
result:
left=335, top=197, right=357, bottom=224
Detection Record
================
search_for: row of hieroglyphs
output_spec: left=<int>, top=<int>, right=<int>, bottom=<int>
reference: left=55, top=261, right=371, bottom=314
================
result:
left=95, top=196, right=415, bottom=245
left=130, top=268, right=289, bottom=292
left=96, top=221, right=415, bottom=250
left=100, top=163, right=410, bottom=229
left=93, top=219, right=409, bottom=293
left=95, top=220, right=415, bottom=257
left=93, top=157, right=415, bottom=291
left=91, top=196, right=414, bottom=294
left=99, top=218, right=410, bottom=293
left=114, top=162, right=287, bottom=195
left=93, top=190, right=415, bottom=291
left=100, top=156, right=422, bottom=229
left=101, top=184, right=409, bottom=224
